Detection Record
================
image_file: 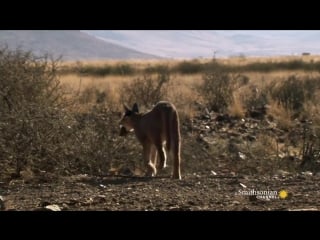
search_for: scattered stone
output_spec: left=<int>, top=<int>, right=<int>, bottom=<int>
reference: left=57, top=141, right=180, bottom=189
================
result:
left=301, top=171, right=313, bottom=177
left=238, top=152, right=246, bottom=160
left=93, top=195, right=107, bottom=204
left=216, top=114, right=231, bottom=123
left=275, top=170, right=290, bottom=176
left=239, top=183, right=247, bottom=188
left=211, top=170, right=217, bottom=176
left=0, top=196, right=5, bottom=210
left=45, top=204, right=61, bottom=211
left=202, top=136, right=216, bottom=145
left=20, top=169, right=35, bottom=183
left=243, top=134, right=256, bottom=142
left=289, top=208, right=318, bottom=211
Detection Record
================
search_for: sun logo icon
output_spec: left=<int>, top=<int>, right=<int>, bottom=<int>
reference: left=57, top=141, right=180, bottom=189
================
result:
left=279, top=190, right=288, bottom=199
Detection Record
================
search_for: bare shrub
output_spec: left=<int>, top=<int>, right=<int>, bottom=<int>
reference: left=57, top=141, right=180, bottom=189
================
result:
left=0, top=47, right=69, bottom=179
left=270, top=75, right=320, bottom=115
left=299, top=121, right=320, bottom=172
left=120, top=68, right=170, bottom=108
left=272, top=76, right=305, bottom=112
left=0, top=47, right=142, bottom=181
left=243, top=85, right=269, bottom=111
left=228, top=98, right=245, bottom=119
left=70, top=105, right=125, bottom=175
left=199, top=71, right=234, bottom=113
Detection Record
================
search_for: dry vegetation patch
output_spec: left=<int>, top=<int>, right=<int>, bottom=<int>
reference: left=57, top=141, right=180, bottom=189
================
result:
left=2, top=50, right=320, bottom=183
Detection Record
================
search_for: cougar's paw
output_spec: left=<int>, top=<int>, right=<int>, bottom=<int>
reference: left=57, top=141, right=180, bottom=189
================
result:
left=119, top=126, right=128, bottom=136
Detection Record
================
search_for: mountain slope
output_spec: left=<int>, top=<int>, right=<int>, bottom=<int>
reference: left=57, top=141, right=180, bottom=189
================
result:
left=0, top=30, right=158, bottom=60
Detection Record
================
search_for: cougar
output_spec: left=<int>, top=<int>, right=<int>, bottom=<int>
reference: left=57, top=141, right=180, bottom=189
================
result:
left=119, top=101, right=181, bottom=179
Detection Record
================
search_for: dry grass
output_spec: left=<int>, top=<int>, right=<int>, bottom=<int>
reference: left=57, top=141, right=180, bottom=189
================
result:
left=4, top=51, right=320, bottom=181
left=219, top=55, right=320, bottom=65
left=60, top=54, right=320, bottom=67
left=228, top=95, right=245, bottom=119
left=59, top=57, right=320, bottom=125
left=60, top=58, right=180, bottom=73
left=268, top=101, right=294, bottom=131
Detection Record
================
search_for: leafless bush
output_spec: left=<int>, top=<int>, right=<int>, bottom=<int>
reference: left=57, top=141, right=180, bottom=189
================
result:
left=199, top=70, right=235, bottom=113
left=120, top=69, right=170, bottom=108
left=299, top=121, right=320, bottom=172
left=0, top=47, right=142, bottom=181
left=270, top=75, right=320, bottom=114
left=0, top=47, right=69, bottom=179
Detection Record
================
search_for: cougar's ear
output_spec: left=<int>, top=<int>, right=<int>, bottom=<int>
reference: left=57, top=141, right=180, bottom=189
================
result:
left=132, top=103, right=139, bottom=113
left=123, top=104, right=130, bottom=112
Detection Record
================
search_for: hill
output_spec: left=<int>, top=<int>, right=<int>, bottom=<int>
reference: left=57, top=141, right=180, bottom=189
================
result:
left=0, top=30, right=158, bottom=60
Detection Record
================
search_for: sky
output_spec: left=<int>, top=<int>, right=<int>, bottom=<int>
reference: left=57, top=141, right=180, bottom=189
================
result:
left=83, top=30, right=320, bottom=58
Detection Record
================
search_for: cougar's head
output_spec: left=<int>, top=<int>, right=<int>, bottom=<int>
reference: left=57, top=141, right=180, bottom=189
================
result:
left=119, top=103, right=139, bottom=136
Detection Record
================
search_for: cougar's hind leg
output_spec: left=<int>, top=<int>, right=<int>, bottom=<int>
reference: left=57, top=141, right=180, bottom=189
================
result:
left=171, top=142, right=181, bottom=180
left=156, top=144, right=167, bottom=170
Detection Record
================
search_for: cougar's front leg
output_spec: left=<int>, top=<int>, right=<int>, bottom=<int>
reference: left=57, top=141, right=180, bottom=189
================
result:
left=143, top=143, right=157, bottom=177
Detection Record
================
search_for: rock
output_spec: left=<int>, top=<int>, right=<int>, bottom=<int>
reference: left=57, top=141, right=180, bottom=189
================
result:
left=228, top=141, right=240, bottom=154
left=216, top=114, right=231, bottom=123
left=0, top=196, right=5, bottom=210
left=238, top=152, right=246, bottom=160
left=246, top=106, right=267, bottom=120
left=227, top=130, right=241, bottom=138
left=45, top=204, right=61, bottom=211
left=276, top=170, right=290, bottom=176
left=243, top=134, right=256, bottom=142
left=119, top=167, right=133, bottom=176
left=289, top=208, right=318, bottom=211
left=20, top=168, right=35, bottom=183
left=93, top=195, right=107, bottom=204
left=232, top=201, right=240, bottom=205
left=202, top=136, right=216, bottom=145
left=211, top=170, right=217, bottom=176
left=301, top=171, right=313, bottom=177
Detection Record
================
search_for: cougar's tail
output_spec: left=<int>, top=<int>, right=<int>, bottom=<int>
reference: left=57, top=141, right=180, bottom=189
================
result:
left=167, top=107, right=181, bottom=179
left=166, top=108, right=179, bottom=152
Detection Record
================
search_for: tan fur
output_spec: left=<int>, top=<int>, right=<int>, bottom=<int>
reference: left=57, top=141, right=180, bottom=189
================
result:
left=119, top=101, right=181, bottom=179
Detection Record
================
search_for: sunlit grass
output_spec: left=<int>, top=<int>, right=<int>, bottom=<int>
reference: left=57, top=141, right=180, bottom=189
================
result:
left=59, top=56, right=320, bottom=125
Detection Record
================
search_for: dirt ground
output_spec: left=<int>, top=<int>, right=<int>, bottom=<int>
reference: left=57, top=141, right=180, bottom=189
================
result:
left=1, top=107, right=320, bottom=211
left=1, top=170, right=319, bottom=211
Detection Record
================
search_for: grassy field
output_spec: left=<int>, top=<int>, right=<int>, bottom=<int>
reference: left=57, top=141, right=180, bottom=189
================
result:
left=59, top=56, right=320, bottom=123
